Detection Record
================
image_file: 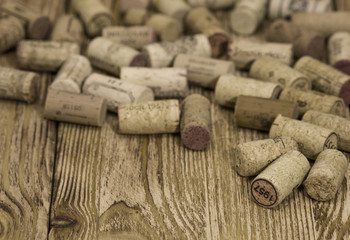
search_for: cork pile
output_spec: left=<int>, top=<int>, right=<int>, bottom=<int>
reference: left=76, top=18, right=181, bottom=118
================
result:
left=0, top=0, right=350, bottom=208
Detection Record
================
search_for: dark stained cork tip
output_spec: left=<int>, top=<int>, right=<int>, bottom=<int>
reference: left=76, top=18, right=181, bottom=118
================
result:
left=181, top=125, right=210, bottom=151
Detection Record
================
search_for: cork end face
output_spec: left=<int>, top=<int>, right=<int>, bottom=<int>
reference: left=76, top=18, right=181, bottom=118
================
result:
left=251, top=179, right=278, bottom=208
left=305, top=35, right=325, bottom=60
left=98, top=99, right=108, bottom=127
left=338, top=79, right=350, bottom=106
left=304, top=177, right=337, bottom=201
left=23, top=73, right=40, bottom=103
left=334, top=60, right=350, bottom=76
left=271, top=85, right=282, bottom=99
left=230, top=10, right=258, bottom=35
left=28, top=17, right=51, bottom=40
left=181, top=125, right=210, bottom=150
left=208, top=33, right=229, bottom=58
left=160, top=21, right=182, bottom=42
left=130, top=54, right=148, bottom=67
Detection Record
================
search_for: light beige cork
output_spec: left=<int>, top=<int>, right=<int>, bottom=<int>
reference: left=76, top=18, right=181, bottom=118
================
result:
left=214, top=75, right=282, bottom=108
left=173, top=54, right=235, bottom=89
left=123, top=8, right=149, bottom=26
left=335, top=0, right=350, bottom=11
left=119, top=0, right=150, bottom=12
left=44, top=89, right=107, bottom=127
left=16, top=40, right=80, bottom=72
left=186, top=0, right=236, bottom=10
left=0, top=15, right=25, bottom=53
left=145, top=14, right=182, bottom=42
left=328, top=32, right=350, bottom=73
left=251, top=150, right=310, bottom=208
left=153, top=0, right=191, bottom=22
left=118, top=100, right=180, bottom=134
left=50, top=14, right=84, bottom=45
left=234, top=136, right=299, bottom=177
left=269, top=114, right=339, bottom=159
left=82, top=73, right=154, bottom=113
left=304, top=149, right=348, bottom=201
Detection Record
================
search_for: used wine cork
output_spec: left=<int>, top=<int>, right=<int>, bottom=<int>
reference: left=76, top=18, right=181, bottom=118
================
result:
left=123, top=8, right=149, bottom=26
left=186, top=0, right=236, bottom=10
left=294, top=56, right=350, bottom=105
left=72, top=0, right=115, bottom=37
left=153, top=0, right=191, bottom=22
left=0, top=1, right=51, bottom=40
left=234, top=136, right=299, bottom=177
left=251, top=150, right=310, bottom=208
left=304, top=149, right=348, bottom=201
left=185, top=7, right=229, bottom=57
left=119, top=0, right=150, bottom=12
left=120, top=67, right=188, bottom=98
left=118, top=100, right=180, bottom=134
left=291, top=12, right=350, bottom=37
left=269, top=114, right=339, bottom=159
left=335, top=0, right=350, bottom=11
left=0, top=15, right=25, bottom=53
left=249, top=56, right=311, bottom=90
left=214, top=75, right=282, bottom=108
left=173, top=54, right=235, bottom=89
left=82, top=73, right=154, bottom=113
left=87, top=37, right=147, bottom=76
left=0, top=66, right=39, bottom=103
left=328, top=32, right=350, bottom=75
left=180, top=94, right=211, bottom=150
left=234, top=96, right=298, bottom=131
left=16, top=40, right=80, bottom=72
left=145, top=14, right=182, bottom=42
left=302, top=110, right=350, bottom=152
left=228, top=40, right=293, bottom=70
left=229, top=0, right=268, bottom=35
left=50, top=14, right=84, bottom=45
left=102, top=26, right=157, bottom=49
left=50, top=55, right=92, bottom=93
left=267, top=19, right=325, bottom=60
left=142, top=34, right=211, bottom=68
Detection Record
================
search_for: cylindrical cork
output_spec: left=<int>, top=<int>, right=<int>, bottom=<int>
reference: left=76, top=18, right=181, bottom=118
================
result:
left=44, top=89, right=107, bottom=126
left=118, top=100, right=180, bottom=134
left=0, top=1, right=51, bottom=40
left=120, top=67, right=188, bottom=98
left=228, top=40, right=293, bottom=70
left=123, top=8, right=149, bottom=26
left=249, top=56, right=311, bottom=90
left=142, top=34, right=211, bottom=68
left=251, top=150, right=310, bottom=208
left=335, top=0, right=350, bottom=11
left=229, top=0, right=268, bottom=35
left=267, top=19, right=325, bottom=60
left=328, top=32, right=350, bottom=75
left=234, top=95, right=298, bottom=131
left=173, top=54, right=235, bottom=89
left=294, top=56, right=350, bottom=105
left=145, top=14, right=182, bottom=42
left=269, top=114, right=339, bottom=159
left=87, top=37, right=147, bottom=76
left=234, top=136, right=299, bottom=177
left=50, top=55, right=92, bottom=93
left=214, top=75, right=282, bottom=108
left=291, top=12, right=350, bottom=37
left=102, top=26, right=157, bottom=49
left=180, top=94, right=211, bottom=150
left=119, top=0, right=150, bottom=12
left=16, top=40, right=80, bottom=72
left=153, top=0, right=190, bottom=22
left=50, top=14, right=84, bottom=45
left=0, top=66, right=39, bottom=103
left=72, top=0, right=115, bottom=37
left=302, top=110, right=350, bottom=152
left=187, top=0, right=236, bottom=10
left=82, top=73, right=154, bottom=113
left=0, top=15, right=25, bottom=53
left=304, top=149, right=348, bottom=201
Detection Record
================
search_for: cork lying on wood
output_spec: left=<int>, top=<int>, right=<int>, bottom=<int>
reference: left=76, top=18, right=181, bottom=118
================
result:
left=153, top=0, right=190, bottom=22
left=123, top=8, right=149, bottom=26
left=0, top=16, right=25, bottom=53
left=328, top=32, right=350, bottom=75
left=50, top=14, right=84, bottom=45
left=145, top=14, right=182, bottom=42
left=119, top=0, right=150, bottom=12
left=187, top=0, right=236, bottom=10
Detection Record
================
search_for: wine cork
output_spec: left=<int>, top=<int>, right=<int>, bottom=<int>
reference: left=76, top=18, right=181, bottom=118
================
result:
left=229, top=0, right=268, bottom=35
left=180, top=94, right=211, bottom=150
left=267, top=19, right=325, bottom=60
left=16, top=40, right=80, bottom=72
left=304, top=149, right=348, bottom=201
left=269, top=114, right=339, bottom=159
left=102, top=26, right=157, bottom=49
left=228, top=40, right=293, bottom=70
left=0, top=15, right=25, bottom=53
left=142, top=34, right=211, bottom=68
left=173, top=54, right=235, bottom=89
left=72, top=0, right=115, bottom=37
left=302, top=110, right=350, bottom=152
left=234, top=96, right=298, bottom=131
left=50, top=14, right=84, bottom=45
left=251, top=150, right=310, bottom=208
left=82, top=73, right=154, bottom=113
left=249, top=56, right=311, bottom=90
left=153, top=0, right=191, bottom=22
left=123, top=8, right=149, bottom=26
left=294, top=56, right=350, bottom=105
left=328, top=32, right=350, bottom=75
left=119, top=0, right=150, bottom=12
left=186, top=0, right=236, bottom=10
left=185, top=7, right=229, bottom=57
left=335, top=0, right=350, bottom=11
left=234, top=136, right=299, bottom=177
left=145, top=14, right=182, bottom=42
left=214, top=75, right=282, bottom=108
left=118, top=100, right=180, bottom=134
left=291, top=12, right=350, bottom=37
left=120, top=67, right=188, bottom=98
left=50, top=55, right=92, bottom=93
left=87, top=37, right=147, bottom=76
left=0, top=1, right=51, bottom=40
left=0, top=66, right=39, bottom=103
left=268, top=0, right=333, bottom=19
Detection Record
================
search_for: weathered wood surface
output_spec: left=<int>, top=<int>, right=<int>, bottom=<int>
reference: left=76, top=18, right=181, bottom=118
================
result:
left=0, top=0, right=350, bottom=240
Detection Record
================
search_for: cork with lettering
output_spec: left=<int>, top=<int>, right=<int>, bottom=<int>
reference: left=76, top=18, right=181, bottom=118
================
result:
left=328, top=32, right=350, bottom=75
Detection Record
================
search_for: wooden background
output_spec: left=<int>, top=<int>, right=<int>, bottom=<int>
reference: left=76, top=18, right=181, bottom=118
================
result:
left=0, top=0, right=350, bottom=239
